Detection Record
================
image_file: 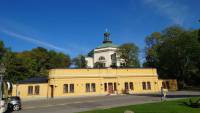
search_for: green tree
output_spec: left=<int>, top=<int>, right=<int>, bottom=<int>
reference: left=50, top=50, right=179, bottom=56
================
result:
left=30, top=47, right=50, bottom=76
left=158, top=30, right=200, bottom=87
left=73, top=55, right=87, bottom=68
left=0, top=40, right=7, bottom=62
left=143, top=26, right=185, bottom=68
left=21, top=47, right=71, bottom=76
left=94, top=62, right=105, bottom=68
left=117, top=43, right=140, bottom=67
left=143, top=32, right=162, bottom=68
left=3, top=51, right=36, bottom=83
left=48, top=50, right=71, bottom=69
left=143, top=26, right=200, bottom=88
left=1, top=43, right=71, bottom=83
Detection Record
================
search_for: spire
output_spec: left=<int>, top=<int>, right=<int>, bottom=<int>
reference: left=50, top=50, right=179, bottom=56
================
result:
left=103, top=29, right=112, bottom=44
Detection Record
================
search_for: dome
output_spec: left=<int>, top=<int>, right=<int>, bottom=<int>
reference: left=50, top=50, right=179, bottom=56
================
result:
left=96, top=43, right=118, bottom=49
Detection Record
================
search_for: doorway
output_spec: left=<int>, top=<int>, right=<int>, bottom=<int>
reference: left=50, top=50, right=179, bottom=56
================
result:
left=108, top=83, right=114, bottom=94
left=50, top=85, right=54, bottom=98
left=124, top=82, right=129, bottom=93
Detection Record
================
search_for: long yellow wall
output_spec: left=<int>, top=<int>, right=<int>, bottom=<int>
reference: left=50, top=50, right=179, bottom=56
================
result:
left=48, top=68, right=163, bottom=98
left=50, top=76, right=161, bottom=98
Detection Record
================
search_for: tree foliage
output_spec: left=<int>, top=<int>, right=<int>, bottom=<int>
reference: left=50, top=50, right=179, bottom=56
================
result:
left=117, top=43, right=140, bottom=68
left=73, top=54, right=87, bottom=68
left=0, top=43, right=71, bottom=83
left=94, top=62, right=105, bottom=68
left=0, top=40, right=7, bottom=62
left=144, top=26, right=200, bottom=88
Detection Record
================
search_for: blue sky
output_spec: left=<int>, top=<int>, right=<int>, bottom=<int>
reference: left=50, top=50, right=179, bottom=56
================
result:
left=0, top=0, right=200, bottom=61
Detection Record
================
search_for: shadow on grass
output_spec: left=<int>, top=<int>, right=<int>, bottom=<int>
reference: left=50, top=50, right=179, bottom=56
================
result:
left=178, top=98, right=200, bottom=108
left=134, top=94, right=200, bottom=99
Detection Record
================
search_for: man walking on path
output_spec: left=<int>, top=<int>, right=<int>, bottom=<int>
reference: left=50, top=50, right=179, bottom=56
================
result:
left=161, top=87, right=168, bottom=101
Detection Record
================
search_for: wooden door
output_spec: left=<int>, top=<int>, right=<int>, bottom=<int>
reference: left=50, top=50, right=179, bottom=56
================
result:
left=50, top=85, right=54, bottom=98
left=124, top=82, right=129, bottom=93
left=108, top=83, right=113, bottom=94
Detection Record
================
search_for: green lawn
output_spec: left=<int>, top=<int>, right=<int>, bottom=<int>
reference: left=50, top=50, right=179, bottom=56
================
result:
left=79, top=97, right=200, bottom=113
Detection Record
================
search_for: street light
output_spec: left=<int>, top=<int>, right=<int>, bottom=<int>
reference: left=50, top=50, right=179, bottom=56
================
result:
left=0, top=63, right=5, bottom=100
left=0, top=63, right=6, bottom=81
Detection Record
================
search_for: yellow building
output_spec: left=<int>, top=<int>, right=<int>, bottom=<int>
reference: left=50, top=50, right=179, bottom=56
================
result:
left=12, top=68, right=177, bottom=99
left=12, top=77, right=48, bottom=99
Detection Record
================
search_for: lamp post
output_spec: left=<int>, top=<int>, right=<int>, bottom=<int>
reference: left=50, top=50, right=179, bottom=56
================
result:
left=0, top=63, right=6, bottom=81
left=0, top=63, right=6, bottom=99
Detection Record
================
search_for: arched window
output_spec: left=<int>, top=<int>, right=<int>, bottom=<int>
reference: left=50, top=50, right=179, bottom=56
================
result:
left=111, top=53, right=116, bottom=60
left=99, top=56, right=105, bottom=61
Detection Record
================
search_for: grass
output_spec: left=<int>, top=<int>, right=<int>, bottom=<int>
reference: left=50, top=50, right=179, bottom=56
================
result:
left=78, top=97, right=200, bottom=113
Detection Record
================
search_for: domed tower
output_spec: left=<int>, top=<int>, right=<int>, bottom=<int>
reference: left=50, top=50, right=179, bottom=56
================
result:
left=93, top=31, right=120, bottom=68
left=85, top=31, right=123, bottom=68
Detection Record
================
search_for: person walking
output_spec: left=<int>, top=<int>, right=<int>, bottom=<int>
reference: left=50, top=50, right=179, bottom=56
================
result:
left=161, top=86, right=167, bottom=101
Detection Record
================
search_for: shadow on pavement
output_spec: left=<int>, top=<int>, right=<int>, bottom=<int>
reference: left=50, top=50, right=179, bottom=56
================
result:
left=5, top=110, right=13, bottom=113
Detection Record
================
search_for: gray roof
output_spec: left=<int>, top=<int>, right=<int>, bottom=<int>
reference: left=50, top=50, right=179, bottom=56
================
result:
left=18, top=77, right=48, bottom=84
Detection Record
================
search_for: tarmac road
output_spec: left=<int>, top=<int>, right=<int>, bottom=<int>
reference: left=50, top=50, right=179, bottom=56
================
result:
left=9, top=91, right=200, bottom=113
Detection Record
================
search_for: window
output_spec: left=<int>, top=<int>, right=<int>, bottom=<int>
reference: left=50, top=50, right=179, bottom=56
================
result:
left=102, top=63, right=106, bottom=67
left=86, top=83, right=96, bottom=92
left=63, top=84, right=68, bottom=93
left=111, top=53, right=116, bottom=60
left=28, top=86, right=33, bottom=95
left=91, top=83, right=96, bottom=92
left=125, top=82, right=129, bottom=90
left=142, top=82, right=146, bottom=90
left=63, top=84, right=74, bottom=93
left=147, top=82, right=151, bottom=90
left=69, top=84, right=74, bottom=93
left=130, top=82, right=134, bottom=90
left=142, top=82, right=151, bottom=90
left=99, top=56, right=105, bottom=61
left=86, top=83, right=90, bottom=92
left=35, top=85, right=40, bottom=95
left=162, top=82, right=166, bottom=88
left=166, top=81, right=170, bottom=89
left=104, top=83, right=107, bottom=91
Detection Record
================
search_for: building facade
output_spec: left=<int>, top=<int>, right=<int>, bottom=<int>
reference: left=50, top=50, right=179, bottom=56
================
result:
left=85, top=32, right=123, bottom=68
left=12, top=68, right=177, bottom=99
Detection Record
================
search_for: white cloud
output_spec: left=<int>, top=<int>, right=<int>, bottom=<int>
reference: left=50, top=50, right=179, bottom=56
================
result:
left=142, top=0, right=189, bottom=25
left=0, top=28, right=71, bottom=53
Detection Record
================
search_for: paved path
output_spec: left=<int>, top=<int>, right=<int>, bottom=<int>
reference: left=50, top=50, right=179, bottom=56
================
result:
left=9, top=91, right=200, bottom=113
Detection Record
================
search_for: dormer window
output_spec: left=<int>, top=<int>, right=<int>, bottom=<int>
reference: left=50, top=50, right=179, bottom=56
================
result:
left=99, top=56, right=105, bottom=61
